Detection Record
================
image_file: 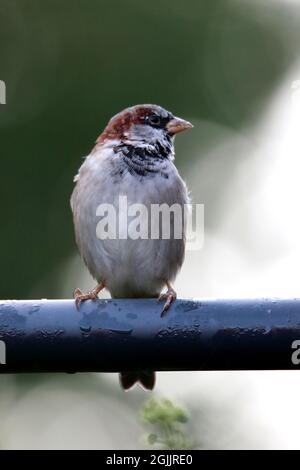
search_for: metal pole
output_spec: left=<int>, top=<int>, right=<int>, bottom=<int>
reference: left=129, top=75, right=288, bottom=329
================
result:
left=0, top=298, right=300, bottom=373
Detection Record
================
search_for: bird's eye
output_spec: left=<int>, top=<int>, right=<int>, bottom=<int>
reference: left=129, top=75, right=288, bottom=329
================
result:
left=147, top=114, right=161, bottom=127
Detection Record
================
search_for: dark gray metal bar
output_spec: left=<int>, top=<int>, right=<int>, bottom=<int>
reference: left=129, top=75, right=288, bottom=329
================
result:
left=0, top=298, right=300, bottom=373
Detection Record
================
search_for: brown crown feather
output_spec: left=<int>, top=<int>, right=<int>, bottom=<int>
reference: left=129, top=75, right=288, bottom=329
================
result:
left=96, top=105, right=166, bottom=145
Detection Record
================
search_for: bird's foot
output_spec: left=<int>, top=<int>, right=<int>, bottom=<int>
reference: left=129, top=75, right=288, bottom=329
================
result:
left=158, top=283, right=177, bottom=317
left=73, top=282, right=105, bottom=310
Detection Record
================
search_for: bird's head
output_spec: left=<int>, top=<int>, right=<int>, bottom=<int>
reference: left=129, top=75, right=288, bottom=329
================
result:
left=97, top=104, right=193, bottom=147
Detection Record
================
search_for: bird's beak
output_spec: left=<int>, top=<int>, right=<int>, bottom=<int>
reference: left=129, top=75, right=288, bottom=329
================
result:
left=166, top=116, right=193, bottom=135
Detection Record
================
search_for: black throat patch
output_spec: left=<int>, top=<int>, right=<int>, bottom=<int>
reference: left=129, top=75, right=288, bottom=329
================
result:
left=112, top=140, right=173, bottom=179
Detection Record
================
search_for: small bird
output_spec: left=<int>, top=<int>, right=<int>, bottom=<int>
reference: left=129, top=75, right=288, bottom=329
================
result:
left=71, top=104, right=192, bottom=390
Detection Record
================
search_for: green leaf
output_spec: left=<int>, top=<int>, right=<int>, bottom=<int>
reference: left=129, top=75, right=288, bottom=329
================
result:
left=148, top=433, right=158, bottom=445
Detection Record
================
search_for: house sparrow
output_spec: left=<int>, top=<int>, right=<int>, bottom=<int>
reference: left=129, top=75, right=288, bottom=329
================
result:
left=71, top=104, right=192, bottom=390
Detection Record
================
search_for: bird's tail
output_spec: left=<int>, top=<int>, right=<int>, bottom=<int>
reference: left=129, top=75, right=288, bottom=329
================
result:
left=119, top=371, right=156, bottom=391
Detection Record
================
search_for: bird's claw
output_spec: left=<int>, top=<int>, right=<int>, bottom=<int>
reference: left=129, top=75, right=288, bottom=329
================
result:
left=158, top=287, right=177, bottom=317
left=73, top=282, right=105, bottom=310
left=73, top=288, right=99, bottom=310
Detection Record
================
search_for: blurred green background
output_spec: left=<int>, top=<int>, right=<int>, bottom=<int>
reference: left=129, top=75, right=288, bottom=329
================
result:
left=1, top=0, right=300, bottom=449
left=1, top=0, right=298, bottom=300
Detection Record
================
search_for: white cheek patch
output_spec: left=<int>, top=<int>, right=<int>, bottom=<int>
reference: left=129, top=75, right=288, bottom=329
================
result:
left=130, top=124, right=166, bottom=143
